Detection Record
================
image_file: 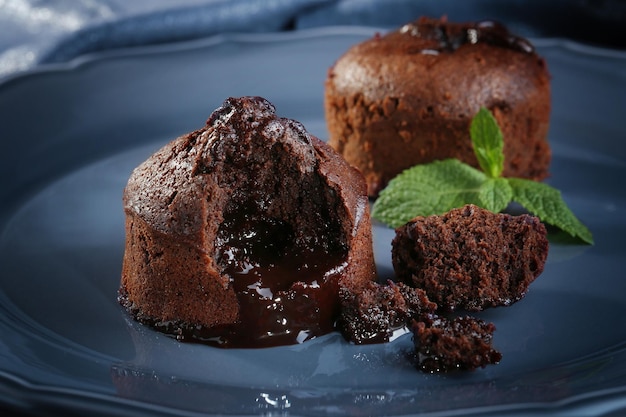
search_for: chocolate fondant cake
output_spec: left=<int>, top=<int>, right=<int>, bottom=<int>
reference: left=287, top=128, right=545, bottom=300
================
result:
left=119, top=96, right=376, bottom=348
left=325, top=16, right=551, bottom=196
left=392, top=204, right=549, bottom=312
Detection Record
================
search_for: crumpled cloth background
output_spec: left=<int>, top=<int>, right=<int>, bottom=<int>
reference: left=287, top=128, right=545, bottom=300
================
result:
left=1, top=0, right=624, bottom=81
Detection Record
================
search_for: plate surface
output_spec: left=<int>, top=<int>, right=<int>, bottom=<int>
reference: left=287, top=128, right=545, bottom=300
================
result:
left=1, top=28, right=626, bottom=416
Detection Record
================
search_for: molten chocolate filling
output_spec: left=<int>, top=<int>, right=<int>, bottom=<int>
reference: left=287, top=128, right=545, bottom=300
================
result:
left=211, top=203, right=348, bottom=348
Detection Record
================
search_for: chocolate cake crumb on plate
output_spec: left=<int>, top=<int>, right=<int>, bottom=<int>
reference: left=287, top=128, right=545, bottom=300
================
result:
left=413, top=315, right=502, bottom=372
left=337, top=280, right=436, bottom=344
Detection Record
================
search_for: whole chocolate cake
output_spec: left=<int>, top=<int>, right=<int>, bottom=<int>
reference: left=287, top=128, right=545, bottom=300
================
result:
left=392, top=205, right=549, bottom=311
left=325, top=16, right=551, bottom=196
left=119, top=96, right=376, bottom=348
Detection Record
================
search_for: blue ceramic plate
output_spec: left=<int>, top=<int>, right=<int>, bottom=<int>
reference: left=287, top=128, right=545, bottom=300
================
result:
left=0, top=27, right=625, bottom=416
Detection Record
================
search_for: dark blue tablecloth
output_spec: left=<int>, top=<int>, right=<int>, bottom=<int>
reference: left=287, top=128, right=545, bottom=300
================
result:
left=1, top=0, right=624, bottom=81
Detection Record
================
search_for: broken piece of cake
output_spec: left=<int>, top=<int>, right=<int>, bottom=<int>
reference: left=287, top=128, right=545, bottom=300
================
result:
left=338, top=279, right=503, bottom=372
left=392, top=204, right=549, bottom=312
left=413, top=315, right=502, bottom=372
left=338, top=203, right=548, bottom=371
left=337, top=280, right=436, bottom=344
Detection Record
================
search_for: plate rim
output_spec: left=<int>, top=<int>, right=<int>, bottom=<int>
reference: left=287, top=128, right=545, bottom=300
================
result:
left=0, top=25, right=625, bottom=90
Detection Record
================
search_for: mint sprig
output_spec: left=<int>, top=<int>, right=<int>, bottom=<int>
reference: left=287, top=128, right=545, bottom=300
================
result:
left=371, top=107, right=593, bottom=244
left=471, top=107, right=505, bottom=178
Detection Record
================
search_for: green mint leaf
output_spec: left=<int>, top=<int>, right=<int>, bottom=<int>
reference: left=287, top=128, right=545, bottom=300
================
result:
left=372, top=159, right=487, bottom=228
left=470, top=107, right=505, bottom=179
left=478, top=177, right=513, bottom=213
left=508, top=178, right=594, bottom=244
